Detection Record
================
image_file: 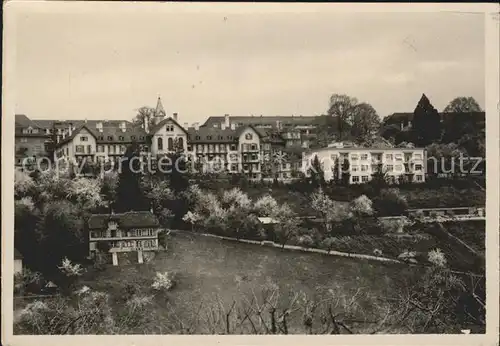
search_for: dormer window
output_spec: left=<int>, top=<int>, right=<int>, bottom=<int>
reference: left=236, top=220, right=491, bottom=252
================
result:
left=131, top=136, right=136, bottom=140
left=107, top=136, right=113, bottom=140
left=119, top=136, right=125, bottom=141
left=245, top=133, right=253, bottom=140
left=108, top=221, right=117, bottom=230
left=196, top=136, right=201, bottom=140
left=98, top=136, right=104, bottom=140
left=207, top=136, right=212, bottom=140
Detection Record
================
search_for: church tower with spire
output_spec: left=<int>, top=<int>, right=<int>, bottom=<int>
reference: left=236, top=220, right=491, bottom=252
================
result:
left=153, top=96, right=166, bottom=125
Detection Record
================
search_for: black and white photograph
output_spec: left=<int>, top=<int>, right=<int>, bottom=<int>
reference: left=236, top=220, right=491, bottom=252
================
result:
left=2, top=2, right=499, bottom=344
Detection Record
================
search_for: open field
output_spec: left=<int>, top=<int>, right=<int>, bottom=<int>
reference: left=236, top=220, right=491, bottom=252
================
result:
left=81, top=232, right=425, bottom=334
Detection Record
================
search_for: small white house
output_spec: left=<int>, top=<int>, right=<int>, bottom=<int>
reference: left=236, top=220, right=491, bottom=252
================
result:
left=14, top=248, right=23, bottom=275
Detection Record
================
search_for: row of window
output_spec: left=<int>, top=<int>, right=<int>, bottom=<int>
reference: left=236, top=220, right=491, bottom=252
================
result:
left=105, top=239, right=158, bottom=249
left=348, top=164, right=424, bottom=172
left=21, top=128, right=40, bottom=134
left=351, top=175, right=424, bottom=183
left=90, top=229, right=157, bottom=238
left=241, top=143, right=259, bottom=151
left=157, top=137, right=184, bottom=151
left=192, top=135, right=236, bottom=140
left=75, top=145, right=94, bottom=154
left=336, top=153, right=423, bottom=161
left=93, top=135, right=145, bottom=141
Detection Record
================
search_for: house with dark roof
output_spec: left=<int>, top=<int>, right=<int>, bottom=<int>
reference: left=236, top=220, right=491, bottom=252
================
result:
left=88, top=211, right=162, bottom=266
left=202, top=114, right=318, bottom=149
left=15, top=114, right=52, bottom=166
left=14, top=97, right=307, bottom=180
left=54, top=120, right=149, bottom=167
left=383, top=111, right=485, bottom=131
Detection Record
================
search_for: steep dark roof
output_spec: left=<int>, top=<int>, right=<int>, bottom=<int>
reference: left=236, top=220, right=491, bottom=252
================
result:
left=56, top=123, right=147, bottom=147
left=15, top=114, right=39, bottom=127
left=15, top=114, right=49, bottom=137
left=187, top=127, right=238, bottom=143
left=149, top=117, right=188, bottom=135
left=57, top=124, right=98, bottom=146
left=185, top=124, right=284, bottom=144
left=384, top=111, right=485, bottom=125
left=202, top=115, right=319, bottom=128
left=88, top=211, right=159, bottom=229
left=14, top=248, right=23, bottom=260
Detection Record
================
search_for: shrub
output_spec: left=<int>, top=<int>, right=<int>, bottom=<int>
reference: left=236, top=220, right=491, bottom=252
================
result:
left=428, top=248, right=447, bottom=267
left=373, top=188, right=409, bottom=216
left=296, top=235, right=315, bottom=248
left=398, top=250, right=417, bottom=263
left=151, top=271, right=176, bottom=291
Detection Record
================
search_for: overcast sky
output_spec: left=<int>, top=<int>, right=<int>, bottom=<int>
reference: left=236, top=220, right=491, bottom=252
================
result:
left=13, top=5, right=485, bottom=124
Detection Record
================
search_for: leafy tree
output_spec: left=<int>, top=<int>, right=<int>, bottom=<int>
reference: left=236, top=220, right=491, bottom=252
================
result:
left=350, top=102, right=381, bottom=143
left=411, top=94, right=442, bottom=146
left=272, top=203, right=300, bottom=248
left=370, top=163, right=388, bottom=189
left=426, top=143, right=465, bottom=178
left=37, top=200, right=87, bottom=280
left=349, top=195, right=373, bottom=217
left=254, top=195, right=279, bottom=216
left=132, top=106, right=156, bottom=131
left=99, top=171, right=118, bottom=209
left=373, top=188, right=408, bottom=217
left=311, top=188, right=349, bottom=235
left=380, top=123, right=403, bottom=143
left=114, top=141, right=149, bottom=212
left=326, top=94, right=359, bottom=140
left=443, top=97, right=482, bottom=113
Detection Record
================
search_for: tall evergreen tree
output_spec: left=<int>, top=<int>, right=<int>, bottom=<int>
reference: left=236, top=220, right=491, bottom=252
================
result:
left=412, top=94, right=442, bottom=146
left=308, top=155, right=325, bottom=188
left=114, top=141, right=149, bottom=212
left=340, top=157, right=351, bottom=186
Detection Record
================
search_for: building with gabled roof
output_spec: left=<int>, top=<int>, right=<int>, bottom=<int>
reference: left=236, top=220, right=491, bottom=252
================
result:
left=88, top=211, right=162, bottom=266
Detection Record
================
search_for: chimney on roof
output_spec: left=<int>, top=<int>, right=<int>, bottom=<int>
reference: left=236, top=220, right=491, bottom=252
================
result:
left=97, top=121, right=103, bottom=133
left=194, top=122, right=199, bottom=131
left=276, top=120, right=282, bottom=131
left=221, top=122, right=226, bottom=130
left=68, top=123, right=73, bottom=136
left=173, top=112, right=178, bottom=122
left=230, top=123, right=236, bottom=130
left=183, top=122, right=189, bottom=129
left=224, top=114, right=230, bottom=128
left=120, top=121, right=127, bottom=132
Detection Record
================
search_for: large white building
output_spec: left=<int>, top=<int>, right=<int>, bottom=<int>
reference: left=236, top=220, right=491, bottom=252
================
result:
left=302, top=143, right=426, bottom=184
